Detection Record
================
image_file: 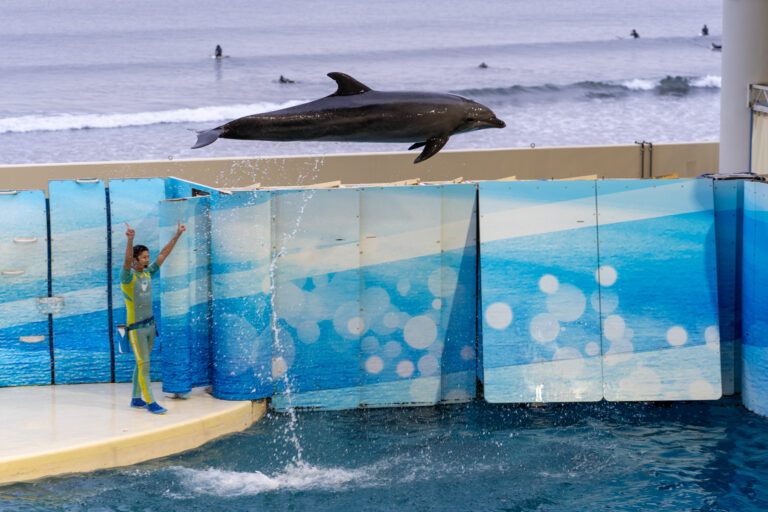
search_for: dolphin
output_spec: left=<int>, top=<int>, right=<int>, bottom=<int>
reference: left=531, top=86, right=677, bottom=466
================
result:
left=191, top=72, right=506, bottom=163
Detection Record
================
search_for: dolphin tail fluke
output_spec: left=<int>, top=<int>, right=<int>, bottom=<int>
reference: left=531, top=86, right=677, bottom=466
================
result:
left=191, top=128, right=225, bottom=149
left=413, top=135, right=449, bottom=164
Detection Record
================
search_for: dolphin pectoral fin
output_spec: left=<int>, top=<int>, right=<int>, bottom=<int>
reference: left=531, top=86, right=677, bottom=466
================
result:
left=191, top=128, right=224, bottom=149
left=327, top=72, right=373, bottom=96
left=414, top=135, right=449, bottom=163
left=408, top=142, right=426, bottom=151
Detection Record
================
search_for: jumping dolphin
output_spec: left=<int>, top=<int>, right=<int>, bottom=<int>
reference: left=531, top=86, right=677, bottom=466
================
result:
left=191, top=72, right=506, bottom=163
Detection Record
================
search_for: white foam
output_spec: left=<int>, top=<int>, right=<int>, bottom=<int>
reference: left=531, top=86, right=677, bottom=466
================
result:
left=690, top=75, right=721, bottom=88
left=621, top=78, right=655, bottom=91
left=0, top=100, right=304, bottom=134
left=174, top=462, right=371, bottom=497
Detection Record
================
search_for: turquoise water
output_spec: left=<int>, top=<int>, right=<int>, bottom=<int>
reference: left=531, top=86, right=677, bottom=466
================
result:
left=2, top=399, right=767, bottom=511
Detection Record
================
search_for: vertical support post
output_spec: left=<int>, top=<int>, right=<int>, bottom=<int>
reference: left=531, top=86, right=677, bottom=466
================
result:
left=719, top=0, right=768, bottom=173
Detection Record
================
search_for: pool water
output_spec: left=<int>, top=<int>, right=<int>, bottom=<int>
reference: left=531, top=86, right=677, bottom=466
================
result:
left=2, top=398, right=767, bottom=511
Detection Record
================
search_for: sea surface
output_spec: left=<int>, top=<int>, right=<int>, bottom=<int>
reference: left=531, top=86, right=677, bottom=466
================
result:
left=0, top=0, right=722, bottom=165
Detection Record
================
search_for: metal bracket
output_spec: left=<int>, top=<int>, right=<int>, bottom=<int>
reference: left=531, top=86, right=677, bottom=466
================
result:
left=749, top=84, right=768, bottom=113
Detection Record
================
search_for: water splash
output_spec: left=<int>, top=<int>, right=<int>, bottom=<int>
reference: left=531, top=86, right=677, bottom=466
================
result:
left=266, top=157, right=324, bottom=462
left=172, top=462, right=373, bottom=496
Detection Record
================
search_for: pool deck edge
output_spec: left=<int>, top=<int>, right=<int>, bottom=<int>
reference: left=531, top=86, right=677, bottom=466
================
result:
left=0, top=383, right=267, bottom=485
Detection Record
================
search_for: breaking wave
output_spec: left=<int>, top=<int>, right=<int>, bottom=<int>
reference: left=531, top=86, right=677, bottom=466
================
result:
left=0, top=100, right=304, bottom=135
left=453, top=74, right=721, bottom=100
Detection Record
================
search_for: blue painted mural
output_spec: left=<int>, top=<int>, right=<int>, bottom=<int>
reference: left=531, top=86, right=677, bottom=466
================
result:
left=0, top=190, right=51, bottom=386
left=159, top=195, right=213, bottom=394
left=597, top=180, right=721, bottom=401
left=2, top=176, right=763, bottom=416
left=713, top=180, right=744, bottom=395
left=49, top=180, right=111, bottom=384
left=479, top=180, right=602, bottom=403
left=479, top=179, right=721, bottom=402
left=266, top=184, right=477, bottom=410
left=209, top=191, right=273, bottom=400
left=742, top=181, right=768, bottom=417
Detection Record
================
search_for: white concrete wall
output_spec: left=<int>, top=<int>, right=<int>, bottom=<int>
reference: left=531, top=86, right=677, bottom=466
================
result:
left=720, top=0, right=768, bottom=173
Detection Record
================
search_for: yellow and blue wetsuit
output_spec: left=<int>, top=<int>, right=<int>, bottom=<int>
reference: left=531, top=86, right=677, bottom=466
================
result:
left=120, top=262, right=160, bottom=405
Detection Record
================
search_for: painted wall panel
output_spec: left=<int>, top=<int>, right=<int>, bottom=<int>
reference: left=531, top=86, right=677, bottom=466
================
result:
left=360, top=186, right=443, bottom=407
left=108, top=179, right=165, bottom=382
left=0, top=190, right=51, bottom=386
left=210, top=191, right=273, bottom=400
left=159, top=196, right=212, bottom=393
left=49, top=180, right=110, bottom=384
left=479, top=181, right=602, bottom=403
left=271, top=188, right=361, bottom=410
left=742, top=181, right=768, bottom=416
left=439, top=184, right=478, bottom=403
left=597, top=180, right=721, bottom=401
left=713, top=180, right=744, bottom=395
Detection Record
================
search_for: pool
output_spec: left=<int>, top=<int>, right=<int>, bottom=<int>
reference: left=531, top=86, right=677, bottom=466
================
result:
left=2, top=399, right=767, bottom=511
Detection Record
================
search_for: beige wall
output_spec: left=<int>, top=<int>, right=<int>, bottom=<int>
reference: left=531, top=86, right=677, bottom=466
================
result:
left=0, top=142, right=719, bottom=194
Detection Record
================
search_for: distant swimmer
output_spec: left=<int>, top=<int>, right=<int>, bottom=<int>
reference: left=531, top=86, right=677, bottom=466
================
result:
left=478, top=62, right=488, bottom=69
left=711, top=42, right=722, bottom=51
left=215, top=44, right=223, bottom=59
left=279, top=75, right=295, bottom=84
left=701, top=24, right=709, bottom=36
left=630, top=29, right=639, bottom=39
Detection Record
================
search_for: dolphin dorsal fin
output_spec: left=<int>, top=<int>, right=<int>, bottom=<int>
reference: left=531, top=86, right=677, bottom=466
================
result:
left=327, top=72, right=372, bottom=96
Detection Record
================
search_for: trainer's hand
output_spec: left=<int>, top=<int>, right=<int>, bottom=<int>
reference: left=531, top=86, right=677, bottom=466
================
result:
left=125, top=222, right=135, bottom=239
left=177, top=220, right=186, bottom=235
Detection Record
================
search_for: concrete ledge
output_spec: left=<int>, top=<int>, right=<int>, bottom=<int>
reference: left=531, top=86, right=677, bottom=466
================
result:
left=0, top=383, right=266, bottom=485
left=0, top=142, right=719, bottom=193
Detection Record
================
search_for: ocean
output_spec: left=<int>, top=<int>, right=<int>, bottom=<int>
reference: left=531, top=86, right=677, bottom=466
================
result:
left=0, top=0, right=721, bottom=165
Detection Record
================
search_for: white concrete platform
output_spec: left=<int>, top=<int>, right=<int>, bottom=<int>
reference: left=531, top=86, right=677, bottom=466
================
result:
left=0, top=382, right=266, bottom=485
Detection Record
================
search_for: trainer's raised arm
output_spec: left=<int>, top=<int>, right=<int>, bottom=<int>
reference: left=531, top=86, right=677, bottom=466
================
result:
left=155, top=220, right=186, bottom=267
left=123, top=222, right=135, bottom=271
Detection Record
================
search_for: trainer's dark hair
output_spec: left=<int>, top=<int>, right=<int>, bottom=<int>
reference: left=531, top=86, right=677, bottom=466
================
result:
left=133, top=245, right=149, bottom=259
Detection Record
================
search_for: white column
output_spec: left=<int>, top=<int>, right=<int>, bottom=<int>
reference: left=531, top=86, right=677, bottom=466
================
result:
left=719, top=0, right=768, bottom=173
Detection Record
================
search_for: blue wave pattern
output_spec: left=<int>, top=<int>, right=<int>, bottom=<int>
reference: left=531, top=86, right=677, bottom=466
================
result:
left=713, top=180, right=744, bottom=395
left=207, top=185, right=477, bottom=408
left=159, top=195, right=213, bottom=394
left=479, top=181, right=602, bottom=402
left=109, top=179, right=165, bottom=382
left=479, top=179, right=721, bottom=402
left=276, top=186, right=477, bottom=410
left=210, top=192, right=273, bottom=400
left=49, top=180, right=111, bottom=384
left=598, top=180, right=720, bottom=401
left=0, top=190, right=51, bottom=386
left=742, top=181, right=768, bottom=417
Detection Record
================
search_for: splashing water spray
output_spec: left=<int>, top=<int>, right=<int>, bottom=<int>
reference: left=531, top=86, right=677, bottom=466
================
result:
left=266, top=157, right=324, bottom=464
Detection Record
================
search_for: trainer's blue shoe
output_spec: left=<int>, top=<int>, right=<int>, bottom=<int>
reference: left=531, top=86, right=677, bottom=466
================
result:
left=146, top=402, right=167, bottom=415
left=130, top=398, right=147, bottom=408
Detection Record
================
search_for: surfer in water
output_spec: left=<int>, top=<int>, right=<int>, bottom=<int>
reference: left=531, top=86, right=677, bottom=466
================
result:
left=701, top=24, right=709, bottom=36
left=478, top=62, right=489, bottom=69
left=630, top=29, right=639, bottom=39
left=279, top=75, right=295, bottom=84
left=215, top=44, right=222, bottom=58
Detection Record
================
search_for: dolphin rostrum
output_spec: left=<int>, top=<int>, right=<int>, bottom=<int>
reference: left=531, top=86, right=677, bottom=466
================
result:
left=191, top=72, right=506, bottom=163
